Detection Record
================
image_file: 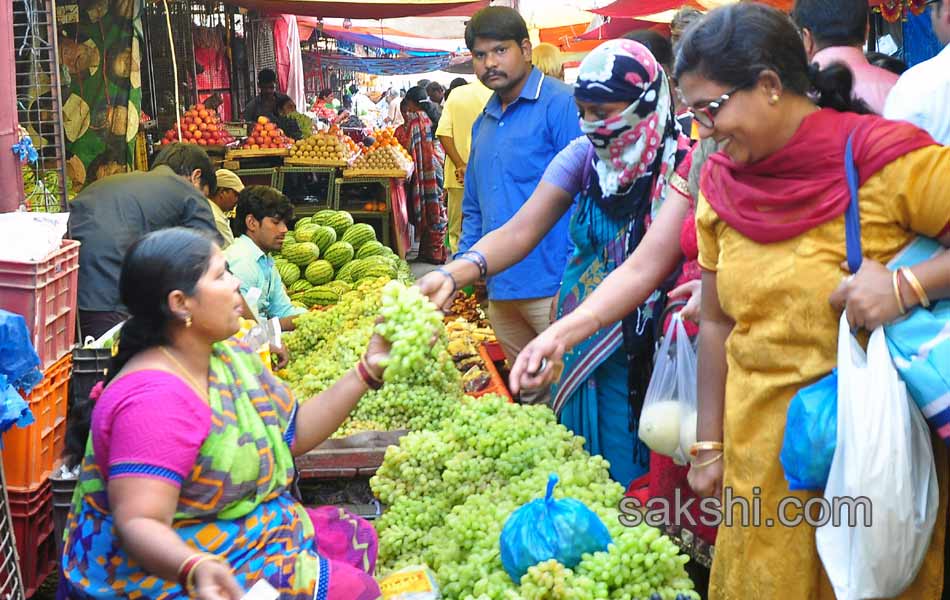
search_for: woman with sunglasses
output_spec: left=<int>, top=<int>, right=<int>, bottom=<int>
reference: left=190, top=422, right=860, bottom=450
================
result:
left=674, top=4, right=950, bottom=598
left=419, top=39, right=690, bottom=488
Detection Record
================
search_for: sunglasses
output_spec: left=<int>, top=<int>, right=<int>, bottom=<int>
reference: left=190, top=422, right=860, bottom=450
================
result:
left=685, top=85, right=745, bottom=129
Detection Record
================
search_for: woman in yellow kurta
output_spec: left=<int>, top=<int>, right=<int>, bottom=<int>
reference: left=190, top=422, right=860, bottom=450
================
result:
left=673, top=4, right=950, bottom=598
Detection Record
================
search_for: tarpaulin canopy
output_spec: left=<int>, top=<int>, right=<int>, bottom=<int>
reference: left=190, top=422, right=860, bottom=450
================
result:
left=593, top=0, right=790, bottom=18
left=297, top=18, right=465, bottom=52
left=576, top=17, right=669, bottom=40
left=221, top=0, right=482, bottom=19
left=306, top=52, right=453, bottom=74
left=538, top=22, right=604, bottom=52
left=314, top=23, right=456, bottom=52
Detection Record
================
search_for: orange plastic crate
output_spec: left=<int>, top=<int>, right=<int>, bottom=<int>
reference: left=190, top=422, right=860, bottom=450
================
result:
left=0, top=239, right=80, bottom=370
left=468, top=342, right=513, bottom=402
left=2, top=353, right=72, bottom=491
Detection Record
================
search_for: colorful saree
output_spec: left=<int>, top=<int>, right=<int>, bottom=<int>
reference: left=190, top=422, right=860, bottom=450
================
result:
left=404, top=111, right=447, bottom=263
left=60, top=340, right=380, bottom=599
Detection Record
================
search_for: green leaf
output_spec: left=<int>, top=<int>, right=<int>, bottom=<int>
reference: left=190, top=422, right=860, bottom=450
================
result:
left=67, top=129, right=106, bottom=164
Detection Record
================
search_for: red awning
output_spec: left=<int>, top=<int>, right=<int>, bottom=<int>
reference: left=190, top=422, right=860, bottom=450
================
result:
left=576, top=17, right=669, bottom=40
left=592, top=0, right=700, bottom=18
left=221, top=0, right=482, bottom=19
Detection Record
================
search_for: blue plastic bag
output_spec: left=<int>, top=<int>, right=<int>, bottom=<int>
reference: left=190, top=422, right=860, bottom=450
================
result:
left=499, top=474, right=611, bottom=584
left=780, top=369, right=837, bottom=490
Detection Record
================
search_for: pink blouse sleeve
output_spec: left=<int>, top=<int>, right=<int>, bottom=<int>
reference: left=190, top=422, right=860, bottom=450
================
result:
left=91, top=371, right=212, bottom=488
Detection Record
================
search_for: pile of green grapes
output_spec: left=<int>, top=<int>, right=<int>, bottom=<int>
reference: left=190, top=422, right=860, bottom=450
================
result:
left=282, top=278, right=462, bottom=436
left=371, top=396, right=700, bottom=600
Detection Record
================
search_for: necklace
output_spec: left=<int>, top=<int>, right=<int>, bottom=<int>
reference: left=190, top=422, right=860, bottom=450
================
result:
left=158, top=346, right=209, bottom=401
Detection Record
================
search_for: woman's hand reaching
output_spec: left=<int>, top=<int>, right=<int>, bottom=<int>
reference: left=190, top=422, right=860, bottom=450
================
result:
left=509, top=322, right=569, bottom=395
left=829, top=259, right=905, bottom=331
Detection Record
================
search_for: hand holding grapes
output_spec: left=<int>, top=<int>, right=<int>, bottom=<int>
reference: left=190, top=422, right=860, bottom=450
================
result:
left=509, top=323, right=568, bottom=394
left=363, top=330, right=390, bottom=381
left=417, top=269, right=457, bottom=311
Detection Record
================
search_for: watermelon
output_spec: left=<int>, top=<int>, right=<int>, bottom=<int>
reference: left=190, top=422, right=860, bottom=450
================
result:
left=326, top=211, right=355, bottom=237
left=358, top=263, right=397, bottom=281
left=295, top=223, right=320, bottom=243
left=381, top=246, right=396, bottom=257
left=356, top=240, right=386, bottom=259
left=290, top=300, right=307, bottom=309
left=289, top=279, right=313, bottom=294
left=312, top=209, right=338, bottom=227
left=295, top=217, right=313, bottom=230
left=302, top=286, right=341, bottom=307
left=277, top=262, right=301, bottom=286
left=304, top=260, right=334, bottom=286
left=284, top=242, right=320, bottom=266
left=341, top=223, right=377, bottom=250
left=335, top=261, right=358, bottom=283
left=312, top=225, right=337, bottom=253
left=324, top=241, right=354, bottom=269
left=282, top=232, right=296, bottom=247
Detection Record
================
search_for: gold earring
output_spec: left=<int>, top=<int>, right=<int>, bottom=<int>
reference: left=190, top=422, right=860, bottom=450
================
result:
left=770, top=93, right=780, bottom=104
left=185, top=315, right=193, bottom=328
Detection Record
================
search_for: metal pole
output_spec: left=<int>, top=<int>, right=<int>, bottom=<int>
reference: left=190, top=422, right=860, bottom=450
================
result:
left=0, top=0, right=25, bottom=213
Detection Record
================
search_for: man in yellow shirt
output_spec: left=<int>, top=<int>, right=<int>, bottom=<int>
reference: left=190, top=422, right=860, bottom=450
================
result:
left=435, top=79, right=493, bottom=254
left=208, top=169, right=245, bottom=248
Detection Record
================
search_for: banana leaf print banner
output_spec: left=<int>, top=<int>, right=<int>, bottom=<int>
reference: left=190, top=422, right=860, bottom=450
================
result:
left=59, top=0, right=144, bottom=190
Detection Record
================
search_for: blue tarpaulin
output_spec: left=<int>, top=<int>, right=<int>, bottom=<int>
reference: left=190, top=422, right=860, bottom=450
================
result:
left=0, top=310, right=43, bottom=437
left=902, top=10, right=942, bottom=68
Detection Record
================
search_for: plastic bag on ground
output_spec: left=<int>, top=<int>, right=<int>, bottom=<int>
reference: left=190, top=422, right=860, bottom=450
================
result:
left=640, top=313, right=696, bottom=464
left=816, top=313, right=939, bottom=600
left=499, top=474, right=611, bottom=584
left=780, top=369, right=838, bottom=490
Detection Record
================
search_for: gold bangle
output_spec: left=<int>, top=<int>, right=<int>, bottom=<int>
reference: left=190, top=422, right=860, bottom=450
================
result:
left=689, top=441, right=724, bottom=457
left=186, top=554, right=228, bottom=595
left=900, top=267, right=930, bottom=308
left=892, top=270, right=907, bottom=315
left=692, top=452, right=723, bottom=469
left=575, top=306, right=603, bottom=329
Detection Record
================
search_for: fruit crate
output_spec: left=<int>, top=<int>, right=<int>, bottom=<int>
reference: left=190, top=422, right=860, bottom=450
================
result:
left=9, top=480, right=54, bottom=597
left=50, top=467, right=77, bottom=560
left=0, top=239, right=80, bottom=370
left=468, top=342, right=513, bottom=402
left=70, top=347, right=111, bottom=410
left=2, top=353, right=72, bottom=491
left=333, top=177, right=391, bottom=214
left=278, top=166, right=338, bottom=215
left=231, top=167, right=279, bottom=189
left=295, top=430, right=406, bottom=480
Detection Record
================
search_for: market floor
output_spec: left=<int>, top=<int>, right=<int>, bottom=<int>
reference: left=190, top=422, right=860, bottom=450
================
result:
left=408, top=259, right=440, bottom=281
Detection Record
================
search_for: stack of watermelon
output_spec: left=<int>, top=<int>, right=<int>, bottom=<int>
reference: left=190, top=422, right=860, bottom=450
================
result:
left=274, top=210, right=407, bottom=309
left=161, top=103, right=236, bottom=147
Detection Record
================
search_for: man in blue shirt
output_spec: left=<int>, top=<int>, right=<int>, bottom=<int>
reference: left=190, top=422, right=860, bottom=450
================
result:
left=225, top=186, right=306, bottom=334
left=457, top=6, right=580, bottom=404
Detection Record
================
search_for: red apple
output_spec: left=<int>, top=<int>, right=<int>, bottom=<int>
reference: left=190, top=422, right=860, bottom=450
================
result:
left=198, top=122, right=208, bottom=131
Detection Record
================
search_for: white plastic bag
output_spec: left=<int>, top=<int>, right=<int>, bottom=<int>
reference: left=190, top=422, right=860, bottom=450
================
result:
left=639, top=313, right=696, bottom=464
left=816, top=313, right=938, bottom=600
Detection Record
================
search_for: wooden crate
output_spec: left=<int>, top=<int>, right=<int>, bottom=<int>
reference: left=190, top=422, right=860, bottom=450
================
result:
left=231, top=167, right=279, bottom=188
left=295, top=429, right=407, bottom=479
left=278, top=166, right=339, bottom=214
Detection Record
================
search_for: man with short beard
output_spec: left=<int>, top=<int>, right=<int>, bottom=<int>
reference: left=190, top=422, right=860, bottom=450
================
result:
left=458, top=6, right=581, bottom=405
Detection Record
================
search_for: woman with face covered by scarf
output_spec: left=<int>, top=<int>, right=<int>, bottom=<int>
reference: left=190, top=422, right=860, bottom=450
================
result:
left=418, top=39, right=690, bottom=487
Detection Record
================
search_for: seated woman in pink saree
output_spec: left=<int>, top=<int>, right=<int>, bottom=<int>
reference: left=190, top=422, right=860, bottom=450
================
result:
left=60, top=227, right=386, bottom=600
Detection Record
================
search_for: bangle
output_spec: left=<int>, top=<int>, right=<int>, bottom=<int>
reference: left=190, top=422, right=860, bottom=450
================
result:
left=899, top=267, right=930, bottom=308
left=434, top=267, right=457, bottom=297
left=179, top=553, right=227, bottom=594
left=892, top=270, right=908, bottom=315
left=691, top=452, right=723, bottom=469
left=177, top=553, right=204, bottom=590
left=574, top=306, right=602, bottom=330
left=361, top=355, right=383, bottom=385
left=689, top=441, right=724, bottom=458
left=454, top=250, right=488, bottom=280
left=356, top=358, right=383, bottom=390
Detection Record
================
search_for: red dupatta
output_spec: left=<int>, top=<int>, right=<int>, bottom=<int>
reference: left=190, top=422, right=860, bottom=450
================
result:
left=700, top=109, right=936, bottom=244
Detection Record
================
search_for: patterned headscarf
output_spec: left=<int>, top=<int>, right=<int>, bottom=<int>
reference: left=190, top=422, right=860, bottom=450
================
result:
left=575, top=39, right=687, bottom=218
